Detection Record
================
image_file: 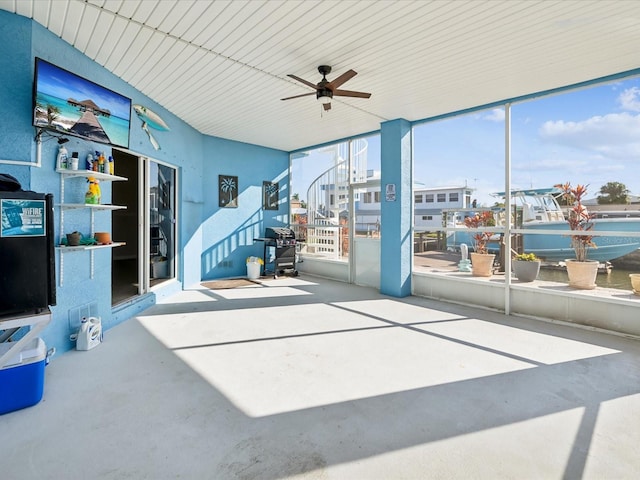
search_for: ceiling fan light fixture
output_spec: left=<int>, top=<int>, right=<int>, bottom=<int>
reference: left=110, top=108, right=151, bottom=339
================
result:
left=316, top=89, right=332, bottom=104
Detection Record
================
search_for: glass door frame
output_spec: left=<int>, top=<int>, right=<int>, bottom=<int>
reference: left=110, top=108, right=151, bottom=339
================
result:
left=140, top=156, right=178, bottom=293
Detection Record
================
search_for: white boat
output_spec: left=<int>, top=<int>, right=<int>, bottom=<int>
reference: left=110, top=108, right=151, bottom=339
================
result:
left=445, top=187, right=640, bottom=262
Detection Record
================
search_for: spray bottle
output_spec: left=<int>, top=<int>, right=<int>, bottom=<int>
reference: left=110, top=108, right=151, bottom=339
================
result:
left=56, top=143, right=68, bottom=170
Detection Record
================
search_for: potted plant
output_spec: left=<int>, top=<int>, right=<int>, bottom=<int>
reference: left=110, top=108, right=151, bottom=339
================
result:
left=512, top=252, right=541, bottom=282
left=464, top=210, right=496, bottom=277
left=558, top=182, right=598, bottom=289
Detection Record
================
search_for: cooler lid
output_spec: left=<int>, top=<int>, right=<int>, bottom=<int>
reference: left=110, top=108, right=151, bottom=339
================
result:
left=0, top=337, right=46, bottom=368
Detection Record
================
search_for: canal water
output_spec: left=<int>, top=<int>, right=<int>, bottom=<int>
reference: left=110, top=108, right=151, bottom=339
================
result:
left=538, top=267, right=635, bottom=291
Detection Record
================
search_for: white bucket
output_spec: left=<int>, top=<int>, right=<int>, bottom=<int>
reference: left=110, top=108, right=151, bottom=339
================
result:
left=246, top=262, right=261, bottom=279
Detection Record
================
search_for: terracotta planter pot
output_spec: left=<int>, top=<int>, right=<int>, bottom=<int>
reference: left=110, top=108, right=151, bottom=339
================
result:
left=566, top=259, right=598, bottom=290
left=94, top=232, right=111, bottom=244
left=513, top=260, right=541, bottom=282
left=470, top=252, right=495, bottom=277
left=630, top=273, right=640, bottom=296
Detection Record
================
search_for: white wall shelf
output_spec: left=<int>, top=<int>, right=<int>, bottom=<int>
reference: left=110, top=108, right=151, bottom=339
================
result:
left=56, top=242, right=126, bottom=252
left=56, top=203, right=126, bottom=211
left=57, top=164, right=128, bottom=285
left=56, top=169, right=127, bottom=182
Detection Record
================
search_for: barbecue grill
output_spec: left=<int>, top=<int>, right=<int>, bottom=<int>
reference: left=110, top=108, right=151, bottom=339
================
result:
left=254, top=227, right=298, bottom=278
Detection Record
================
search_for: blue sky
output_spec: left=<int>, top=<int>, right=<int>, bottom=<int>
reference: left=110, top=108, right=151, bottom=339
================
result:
left=415, top=75, right=640, bottom=205
left=292, top=74, right=640, bottom=206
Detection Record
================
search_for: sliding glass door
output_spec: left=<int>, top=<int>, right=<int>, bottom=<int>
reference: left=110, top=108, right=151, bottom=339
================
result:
left=148, top=160, right=176, bottom=287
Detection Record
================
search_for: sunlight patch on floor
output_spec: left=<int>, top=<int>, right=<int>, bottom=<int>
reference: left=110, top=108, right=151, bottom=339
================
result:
left=173, top=324, right=537, bottom=417
left=137, top=302, right=382, bottom=350
left=584, top=393, right=640, bottom=479
left=212, top=285, right=312, bottom=300
left=332, top=298, right=467, bottom=324
left=415, top=319, right=620, bottom=365
left=325, top=408, right=584, bottom=479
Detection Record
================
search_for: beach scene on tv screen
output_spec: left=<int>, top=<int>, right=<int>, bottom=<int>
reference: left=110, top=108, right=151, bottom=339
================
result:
left=34, top=59, right=131, bottom=148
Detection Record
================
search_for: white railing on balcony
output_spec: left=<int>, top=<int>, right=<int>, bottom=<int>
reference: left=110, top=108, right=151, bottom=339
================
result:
left=305, top=224, right=341, bottom=260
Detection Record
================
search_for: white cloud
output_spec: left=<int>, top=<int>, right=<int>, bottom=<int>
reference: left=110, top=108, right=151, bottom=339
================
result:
left=538, top=112, right=640, bottom=159
left=483, top=108, right=505, bottom=122
left=618, top=87, right=640, bottom=112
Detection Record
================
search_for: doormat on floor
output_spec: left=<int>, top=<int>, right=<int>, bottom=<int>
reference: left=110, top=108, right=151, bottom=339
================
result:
left=201, top=278, right=261, bottom=290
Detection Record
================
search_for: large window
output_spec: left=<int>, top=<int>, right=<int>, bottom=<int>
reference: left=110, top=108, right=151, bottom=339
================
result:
left=510, top=76, right=640, bottom=289
left=413, top=105, right=505, bottom=268
left=412, top=74, right=640, bottom=292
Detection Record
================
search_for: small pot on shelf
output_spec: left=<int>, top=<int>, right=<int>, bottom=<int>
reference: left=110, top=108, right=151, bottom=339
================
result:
left=94, top=232, right=111, bottom=244
left=66, top=231, right=81, bottom=246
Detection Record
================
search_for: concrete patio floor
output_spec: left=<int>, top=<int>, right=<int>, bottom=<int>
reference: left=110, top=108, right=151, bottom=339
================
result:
left=2, top=275, right=640, bottom=479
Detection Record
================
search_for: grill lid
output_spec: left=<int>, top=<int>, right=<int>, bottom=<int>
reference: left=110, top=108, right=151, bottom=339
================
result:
left=265, top=227, right=295, bottom=239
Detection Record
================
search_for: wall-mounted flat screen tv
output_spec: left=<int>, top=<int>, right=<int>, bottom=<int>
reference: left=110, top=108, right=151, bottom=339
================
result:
left=33, top=57, right=131, bottom=149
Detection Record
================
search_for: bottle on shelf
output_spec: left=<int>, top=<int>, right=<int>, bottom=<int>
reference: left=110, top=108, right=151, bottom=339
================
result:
left=98, top=153, right=105, bottom=173
left=70, top=152, right=79, bottom=170
left=86, top=153, right=93, bottom=171
left=56, top=144, right=68, bottom=170
left=108, top=156, right=114, bottom=175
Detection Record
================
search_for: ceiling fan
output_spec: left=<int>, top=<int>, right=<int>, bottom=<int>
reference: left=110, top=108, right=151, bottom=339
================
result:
left=281, top=65, right=371, bottom=111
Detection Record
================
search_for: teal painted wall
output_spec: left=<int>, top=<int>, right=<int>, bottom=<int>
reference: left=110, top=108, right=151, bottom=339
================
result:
left=0, top=11, right=288, bottom=355
left=380, top=119, right=412, bottom=297
left=201, top=137, right=289, bottom=280
left=0, top=12, right=33, bottom=188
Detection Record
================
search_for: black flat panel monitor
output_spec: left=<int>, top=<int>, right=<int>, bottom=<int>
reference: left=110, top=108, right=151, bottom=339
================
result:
left=33, top=57, right=131, bottom=149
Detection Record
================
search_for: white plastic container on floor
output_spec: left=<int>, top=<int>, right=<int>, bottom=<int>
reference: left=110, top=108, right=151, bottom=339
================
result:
left=246, top=258, right=261, bottom=279
left=76, top=317, right=102, bottom=351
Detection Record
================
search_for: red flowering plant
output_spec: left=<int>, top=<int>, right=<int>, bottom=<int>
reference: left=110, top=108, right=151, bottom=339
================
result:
left=557, top=182, right=596, bottom=262
left=463, top=210, right=496, bottom=254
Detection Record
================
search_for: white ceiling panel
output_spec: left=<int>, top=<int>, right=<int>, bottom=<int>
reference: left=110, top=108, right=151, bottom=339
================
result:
left=73, top=5, right=101, bottom=54
left=3, top=0, right=640, bottom=152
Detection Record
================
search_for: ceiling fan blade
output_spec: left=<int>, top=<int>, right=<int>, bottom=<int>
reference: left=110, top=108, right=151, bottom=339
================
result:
left=323, top=103, right=331, bottom=111
left=287, top=74, right=319, bottom=90
left=333, top=89, right=371, bottom=99
left=281, top=92, right=316, bottom=101
left=328, top=69, right=357, bottom=89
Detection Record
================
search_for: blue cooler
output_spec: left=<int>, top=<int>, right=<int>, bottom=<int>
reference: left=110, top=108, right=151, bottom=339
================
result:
left=0, top=338, right=47, bottom=415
